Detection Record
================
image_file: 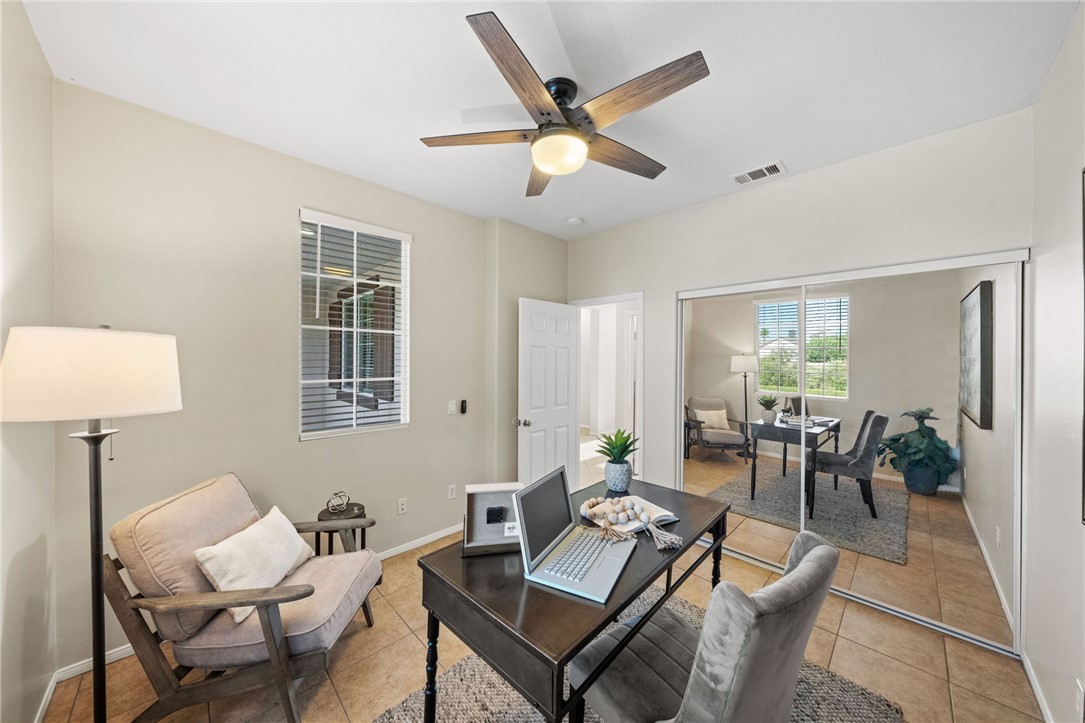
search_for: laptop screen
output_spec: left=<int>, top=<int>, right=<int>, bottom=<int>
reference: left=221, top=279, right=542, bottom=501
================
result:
left=519, top=467, right=574, bottom=569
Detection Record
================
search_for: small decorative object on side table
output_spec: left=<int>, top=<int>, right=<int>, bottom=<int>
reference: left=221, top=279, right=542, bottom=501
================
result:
left=316, top=493, right=371, bottom=554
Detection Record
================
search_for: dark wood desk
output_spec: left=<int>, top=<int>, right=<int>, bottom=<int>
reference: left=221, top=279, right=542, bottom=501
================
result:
left=747, top=419, right=841, bottom=513
left=418, top=480, right=730, bottom=723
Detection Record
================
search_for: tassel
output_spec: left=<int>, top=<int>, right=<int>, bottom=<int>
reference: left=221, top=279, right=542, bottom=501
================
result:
left=597, top=524, right=635, bottom=543
left=645, top=522, right=683, bottom=551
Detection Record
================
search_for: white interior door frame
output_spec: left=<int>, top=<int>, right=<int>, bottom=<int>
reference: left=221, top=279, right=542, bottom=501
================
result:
left=571, top=292, right=645, bottom=476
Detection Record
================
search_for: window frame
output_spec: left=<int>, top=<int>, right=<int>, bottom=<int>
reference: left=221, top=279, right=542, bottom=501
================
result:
left=754, top=294, right=849, bottom=401
left=299, top=208, right=411, bottom=440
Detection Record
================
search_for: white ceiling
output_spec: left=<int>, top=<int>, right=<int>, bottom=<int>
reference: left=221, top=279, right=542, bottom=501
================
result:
left=25, top=2, right=1078, bottom=240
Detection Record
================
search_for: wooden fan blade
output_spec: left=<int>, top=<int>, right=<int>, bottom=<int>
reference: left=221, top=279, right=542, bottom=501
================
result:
left=569, top=51, right=709, bottom=133
left=421, top=129, right=538, bottom=147
left=587, top=135, right=665, bottom=179
left=526, top=165, right=551, bottom=196
left=466, top=12, right=564, bottom=126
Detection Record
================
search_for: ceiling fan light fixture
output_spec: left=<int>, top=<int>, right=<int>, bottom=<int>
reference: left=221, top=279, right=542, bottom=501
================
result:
left=530, top=127, right=588, bottom=176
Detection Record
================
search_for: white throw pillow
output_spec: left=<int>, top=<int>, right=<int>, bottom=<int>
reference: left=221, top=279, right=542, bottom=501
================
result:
left=193, top=506, right=314, bottom=623
left=694, top=408, right=731, bottom=431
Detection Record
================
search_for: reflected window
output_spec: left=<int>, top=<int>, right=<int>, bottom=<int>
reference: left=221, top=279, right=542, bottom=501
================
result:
left=756, top=297, right=848, bottom=399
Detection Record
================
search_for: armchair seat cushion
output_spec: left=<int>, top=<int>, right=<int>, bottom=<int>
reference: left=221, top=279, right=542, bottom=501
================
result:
left=569, top=607, right=698, bottom=723
left=172, top=550, right=382, bottom=669
left=700, top=429, right=745, bottom=446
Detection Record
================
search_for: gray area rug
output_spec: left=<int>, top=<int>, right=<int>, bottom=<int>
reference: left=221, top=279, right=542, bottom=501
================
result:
left=377, top=588, right=903, bottom=723
left=708, top=469, right=910, bottom=564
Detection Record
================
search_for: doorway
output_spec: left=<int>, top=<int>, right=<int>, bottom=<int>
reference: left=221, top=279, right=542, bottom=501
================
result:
left=574, top=293, right=644, bottom=490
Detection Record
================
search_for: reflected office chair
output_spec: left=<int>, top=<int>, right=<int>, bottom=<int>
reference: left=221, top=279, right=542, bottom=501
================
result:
left=805, top=410, right=888, bottom=519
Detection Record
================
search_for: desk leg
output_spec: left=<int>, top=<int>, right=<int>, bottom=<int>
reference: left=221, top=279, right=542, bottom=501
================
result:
left=711, top=522, right=723, bottom=588
left=834, top=432, right=840, bottom=489
left=424, top=612, right=439, bottom=723
left=750, top=437, right=758, bottom=500
left=572, top=697, right=585, bottom=723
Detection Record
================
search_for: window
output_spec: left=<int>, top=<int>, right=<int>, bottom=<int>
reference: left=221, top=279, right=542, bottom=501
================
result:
left=299, top=209, right=410, bottom=438
left=756, top=296, right=848, bottom=398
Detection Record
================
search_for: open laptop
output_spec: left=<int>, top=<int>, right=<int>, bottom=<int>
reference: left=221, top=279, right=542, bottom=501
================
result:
left=512, top=466, right=636, bottom=603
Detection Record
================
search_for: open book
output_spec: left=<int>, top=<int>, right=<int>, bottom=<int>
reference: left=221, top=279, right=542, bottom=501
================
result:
left=581, top=495, right=679, bottom=535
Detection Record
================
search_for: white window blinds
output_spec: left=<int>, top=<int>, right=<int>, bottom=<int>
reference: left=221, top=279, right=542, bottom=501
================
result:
left=299, top=209, right=410, bottom=438
left=755, top=296, right=848, bottom=399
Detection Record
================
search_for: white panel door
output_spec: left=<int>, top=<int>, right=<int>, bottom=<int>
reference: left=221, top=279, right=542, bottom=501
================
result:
left=518, top=298, right=579, bottom=487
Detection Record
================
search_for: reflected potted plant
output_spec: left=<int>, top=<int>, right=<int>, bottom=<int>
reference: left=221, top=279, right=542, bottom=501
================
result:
left=876, top=408, right=959, bottom=495
left=596, top=428, right=639, bottom=492
left=757, top=395, right=780, bottom=424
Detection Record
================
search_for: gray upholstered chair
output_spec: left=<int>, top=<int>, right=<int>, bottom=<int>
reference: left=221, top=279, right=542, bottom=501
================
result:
left=805, top=410, right=888, bottom=519
left=103, top=473, right=382, bottom=723
left=569, top=532, right=839, bottom=723
left=686, top=396, right=748, bottom=463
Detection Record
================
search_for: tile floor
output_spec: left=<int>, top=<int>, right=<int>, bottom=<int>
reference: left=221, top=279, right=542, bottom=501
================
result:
left=44, top=530, right=1041, bottom=723
left=682, top=447, right=1015, bottom=647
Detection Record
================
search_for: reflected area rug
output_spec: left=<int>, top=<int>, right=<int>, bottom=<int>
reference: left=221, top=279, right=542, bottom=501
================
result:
left=377, top=588, right=903, bottom=723
left=708, top=469, right=909, bottom=564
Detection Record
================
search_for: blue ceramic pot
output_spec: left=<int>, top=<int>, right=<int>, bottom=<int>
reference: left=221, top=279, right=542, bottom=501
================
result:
left=904, top=467, right=939, bottom=495
left=605, top=461, right=632, bottom=492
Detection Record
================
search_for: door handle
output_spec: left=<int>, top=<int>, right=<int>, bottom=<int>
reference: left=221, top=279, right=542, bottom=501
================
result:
left=513, top=417, right=522, bottom=427
left=522, top=419, right=532, bottom=427
left=513, top=417, right=533, bottom=427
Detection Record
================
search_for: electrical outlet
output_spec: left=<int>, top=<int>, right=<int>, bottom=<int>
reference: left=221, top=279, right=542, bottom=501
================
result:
left=995, top=526, right=1001, bottom=548
left=397, top=498, right=407, bottom=515
left=448, top=484, right=456, bottom=500
left=447, top=400, right=456, bottom=415
left=1075, top=678, right=1083, bottom=718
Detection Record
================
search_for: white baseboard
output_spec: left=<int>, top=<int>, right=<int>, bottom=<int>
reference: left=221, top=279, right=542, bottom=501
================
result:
left=960, top=497, right=1015, bottom=639
left=37, top=521, right=465, bottom=719
left=1020, top=651, right=1055, bottom=722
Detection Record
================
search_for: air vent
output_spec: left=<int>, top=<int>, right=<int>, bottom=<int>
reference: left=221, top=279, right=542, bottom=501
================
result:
left=732, top=161, right=786, bottom=186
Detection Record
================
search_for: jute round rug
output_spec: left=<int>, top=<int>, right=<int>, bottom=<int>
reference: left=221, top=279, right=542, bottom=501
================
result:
left=376, top=588, right=903, bottom=722
left=707, top=469, right=910, bottom=565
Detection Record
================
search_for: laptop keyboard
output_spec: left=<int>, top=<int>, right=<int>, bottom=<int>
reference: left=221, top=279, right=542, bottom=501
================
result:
left=543, top=530, right=611, bottom=582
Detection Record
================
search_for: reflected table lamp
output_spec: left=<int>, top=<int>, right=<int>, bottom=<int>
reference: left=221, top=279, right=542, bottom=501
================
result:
left=730, top=354, right=759, bottom=459
left=0, top=326, right=182, bottom=723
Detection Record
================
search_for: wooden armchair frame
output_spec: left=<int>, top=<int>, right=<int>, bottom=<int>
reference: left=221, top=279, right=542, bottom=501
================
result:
left=103, top=516, right=378, bottom=723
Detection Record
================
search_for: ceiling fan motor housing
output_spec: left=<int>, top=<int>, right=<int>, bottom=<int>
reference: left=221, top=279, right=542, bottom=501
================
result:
left=544, top=77, right=578, bottom=108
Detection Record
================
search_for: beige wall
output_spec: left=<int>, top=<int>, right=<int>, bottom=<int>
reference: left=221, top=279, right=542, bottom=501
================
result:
left=482, top=218, right=567, bottom=483
left=0, top=2, right=57, bottom=720
left=570, top=109, right=1033, bottom=489
left=685, top=272, right=962, bottom=468
left=49, top=82, right=509, bottom=667
left=957, top=263, right=1018, bottom=630
left=1025, top=5, right=1085, bottom=721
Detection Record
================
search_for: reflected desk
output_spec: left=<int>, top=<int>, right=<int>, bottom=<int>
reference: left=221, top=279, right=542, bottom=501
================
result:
left=417, top=480, right=730, bottom=723
left=746, top=418, right=842, bottom=508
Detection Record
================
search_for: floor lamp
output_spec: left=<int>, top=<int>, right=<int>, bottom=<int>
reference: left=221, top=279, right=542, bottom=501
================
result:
left=0, top=326, right=182, bottom=723
left=730, top=355, right=759, bottom=459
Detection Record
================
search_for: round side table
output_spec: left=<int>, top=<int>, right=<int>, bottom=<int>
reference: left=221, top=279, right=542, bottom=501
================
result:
left=316, top=502, right=368, bottom=555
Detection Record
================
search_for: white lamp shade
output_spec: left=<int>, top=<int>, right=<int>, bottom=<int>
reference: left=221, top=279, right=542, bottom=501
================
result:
left=0, top=327, right=182, bottom=422
left=730, top=355, right=759, bottom=373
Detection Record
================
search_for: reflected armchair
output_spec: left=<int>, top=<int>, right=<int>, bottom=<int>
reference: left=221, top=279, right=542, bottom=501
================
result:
left=686, top=397, right=749, bottom=463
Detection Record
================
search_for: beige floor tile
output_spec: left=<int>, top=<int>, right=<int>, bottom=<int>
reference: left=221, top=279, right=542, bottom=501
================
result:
left=931, top=533, right=985, bottom=566
left=905, top=528, right=936, bottom=569
left=950, top=683, right=1041, bottom=722
left=111, top=701, right=208, bottom=723
left=849, top=555, right=942, bottom=621
left=804, top=626, right=836, bottom=667
left=327, top=597, right=413, bottom=675
left=837, top=602, right=948, bottom=679
left=330, top=633, right=427, bottom=722
left=944, top=638, right=1041, bottom=718
left=383, top=580, right=426, bottom=631
left=69, top=653, right=157, bottom=721
left=938, top=599, right=1012, bottom=647
left=738, top=517, right=798, bottom=544
left=257, top=677, right=348, bottom=723
left=713, top=556, right=771, bottom=594
left=723, top=527, right=792, bottom=564
left=814, top=592, right=846, bottom=634
left=832, top=548, right=859, bottom=589
left=209, top=673, right=325, bottom=723
left=935, top=566, right=1005, bottom=619
left=829, top=638, right=952, bottom=722
left=416, top=533, right=463, bottom=558
left=379, top=551, right=424, bottom=595
left=672, top=574, right=714, bottom=609
left=43, top=676, right=81, bottom=723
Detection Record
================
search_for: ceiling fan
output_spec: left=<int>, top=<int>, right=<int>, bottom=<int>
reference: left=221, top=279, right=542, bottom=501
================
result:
left=421, top=12, right=710, bottom=197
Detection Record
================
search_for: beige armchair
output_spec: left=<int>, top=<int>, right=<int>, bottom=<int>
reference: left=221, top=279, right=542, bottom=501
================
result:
left=686, top=396, right=749, bottom=462
left=103, top=473, right=381, bottom=722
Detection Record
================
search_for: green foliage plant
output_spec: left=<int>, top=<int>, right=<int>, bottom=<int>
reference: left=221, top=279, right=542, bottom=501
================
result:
left=876, top=408, right=958, bottom=483
left=756, top=394, right=779, bottom=410
left=596, top=428, right=639, bottom=464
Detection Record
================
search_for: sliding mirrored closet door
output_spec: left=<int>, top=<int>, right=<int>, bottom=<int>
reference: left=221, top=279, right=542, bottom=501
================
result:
left=679, top=258, right=1022, bottom=650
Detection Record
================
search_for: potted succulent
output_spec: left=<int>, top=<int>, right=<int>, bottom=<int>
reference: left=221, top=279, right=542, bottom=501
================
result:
left=596, top=428, right=639, bottom=492
left=757, top=395, right=780, bottom=424
left=876, top=408, right=958, bottom=495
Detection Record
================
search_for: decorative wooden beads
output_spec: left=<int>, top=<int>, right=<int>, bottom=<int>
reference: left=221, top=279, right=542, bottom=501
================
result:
left=580, top=496, right=651, bottom=525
